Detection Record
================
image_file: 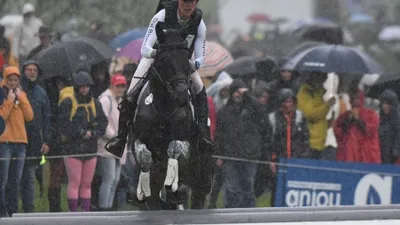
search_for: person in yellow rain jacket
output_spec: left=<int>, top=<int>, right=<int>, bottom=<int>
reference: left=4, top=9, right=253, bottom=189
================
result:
left=297, top=72, right=336, bottom=161
left=0, top=66, right=34, bottom=217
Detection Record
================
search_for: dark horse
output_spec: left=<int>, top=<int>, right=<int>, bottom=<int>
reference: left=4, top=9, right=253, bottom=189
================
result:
left=130, top=23, right=212, bottom=210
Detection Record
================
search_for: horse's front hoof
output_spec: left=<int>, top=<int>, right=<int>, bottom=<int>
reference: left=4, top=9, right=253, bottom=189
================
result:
left=137, top=192, right=145, bottom=202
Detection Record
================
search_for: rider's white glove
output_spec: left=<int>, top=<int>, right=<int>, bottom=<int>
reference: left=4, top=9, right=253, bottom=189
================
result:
left=189, top=60, right=201, bottom=71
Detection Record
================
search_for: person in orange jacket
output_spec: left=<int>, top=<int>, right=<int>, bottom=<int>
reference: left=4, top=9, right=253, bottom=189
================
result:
left=0, top=66, right=34, bottom=217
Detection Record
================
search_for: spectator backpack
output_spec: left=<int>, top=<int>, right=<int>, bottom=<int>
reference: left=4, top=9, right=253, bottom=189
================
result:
left=58, top=86, right=97, bottom=121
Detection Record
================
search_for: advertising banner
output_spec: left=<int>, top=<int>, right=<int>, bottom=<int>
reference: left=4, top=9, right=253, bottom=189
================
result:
left=275, top=158, right=400, bottom=207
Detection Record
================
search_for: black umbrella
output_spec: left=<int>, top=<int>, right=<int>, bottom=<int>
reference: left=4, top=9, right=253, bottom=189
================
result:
left=283, top=45, right=383, bottom=74
left=293, top=23, right=344, bottom=45
left=288, top=41, right=327, bottom=57
left=37, top=37, right=114, bottom=80
left=223, top=55, right=278, bottom=82
left=365, top=73, right=400, bottom=99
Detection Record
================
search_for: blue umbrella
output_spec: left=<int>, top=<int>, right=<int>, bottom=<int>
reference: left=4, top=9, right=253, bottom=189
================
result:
left=349, top=13, right=375, bottom=24
left=283, top=45, right=383, bottom=74
left=109, top=28, right=147, bottom=50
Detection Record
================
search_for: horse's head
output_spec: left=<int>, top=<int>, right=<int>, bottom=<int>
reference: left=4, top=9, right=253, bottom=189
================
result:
left=151, top=23, right=192, bottom=106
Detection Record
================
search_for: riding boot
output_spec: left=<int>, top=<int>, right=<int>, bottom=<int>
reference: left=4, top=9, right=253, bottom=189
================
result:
left=105, top=97, right=136, bottom=157
left=194, top=87, right=213, bottom=151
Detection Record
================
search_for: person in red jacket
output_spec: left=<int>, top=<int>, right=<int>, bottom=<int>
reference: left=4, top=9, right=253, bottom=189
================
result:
left=207, top=96, right=216, bottom=142
left=334, top=89, right=381, bottom=164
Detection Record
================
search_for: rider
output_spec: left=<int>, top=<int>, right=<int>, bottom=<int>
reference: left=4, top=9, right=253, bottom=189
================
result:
left=106, top=0, right=212, bottom=156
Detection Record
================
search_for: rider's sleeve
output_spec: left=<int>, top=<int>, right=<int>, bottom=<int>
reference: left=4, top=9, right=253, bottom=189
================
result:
left=141, top=9, right=166, bottom=59
left=193, top=19, right=207, bottom=68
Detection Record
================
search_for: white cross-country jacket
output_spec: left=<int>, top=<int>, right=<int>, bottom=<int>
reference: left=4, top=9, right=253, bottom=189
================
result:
left=141, top=9, right=207, bottom=69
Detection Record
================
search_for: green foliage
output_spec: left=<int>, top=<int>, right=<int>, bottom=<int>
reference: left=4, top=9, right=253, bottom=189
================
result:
left=1, top=0, right=218, bottom=35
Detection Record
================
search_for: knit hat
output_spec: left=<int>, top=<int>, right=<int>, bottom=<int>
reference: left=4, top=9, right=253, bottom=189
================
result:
left=278, top=88, right=296, bottom=105
left=229, top=79, right=246, bottom=96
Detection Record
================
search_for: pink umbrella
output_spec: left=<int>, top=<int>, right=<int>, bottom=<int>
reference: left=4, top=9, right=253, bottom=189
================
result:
left=198, top=41, right=233, bottom=78
left=117, top=38, right=143, bottom=61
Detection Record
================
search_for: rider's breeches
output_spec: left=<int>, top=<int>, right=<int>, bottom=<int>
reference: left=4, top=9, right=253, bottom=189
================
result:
left=128, top=57, right=204, bottom=95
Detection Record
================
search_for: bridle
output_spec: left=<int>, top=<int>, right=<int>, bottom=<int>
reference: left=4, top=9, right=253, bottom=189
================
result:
left=151, top=42, right=191, bottom=96
left=149, top=41, right=193, bottom=130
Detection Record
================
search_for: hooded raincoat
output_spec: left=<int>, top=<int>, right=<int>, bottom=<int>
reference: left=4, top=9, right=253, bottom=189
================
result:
left=334, top=90, right=381, bottom=164
left=21, top=60, right=51, bottom=159
left=0, top=66, right=34, bottom=144
left=58, top=71, right=108, bottom=157
left=379, top=89, right=400, bottom=164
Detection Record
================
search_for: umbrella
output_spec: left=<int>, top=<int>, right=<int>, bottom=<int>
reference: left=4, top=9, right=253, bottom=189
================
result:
left=349, top=13, right=375, bottom=24
left=117, top=38, right=143, bottom=61
left=365, top=73, right=400, bottom=99
left=224, top=56, right=257, bottom=77
left=109, top=28, right=147, bottom=50
left=198, top=41, right=233, bottom=78
left=37, top=37, right=114, bottom=80
left=0, top=14, right=23, bottom=37
left=247, top=13, right=270, bottom=24
left=282, top=45, right=383, bottom=74
left=223, top=55, right=278, bottom=82
left=293, top=24, right=343, bottom=45
left=379, top=26, right=400, bottom=42
left=287, top=18, right=336, bottom=32
left=288, top=41, right=327, bottom=57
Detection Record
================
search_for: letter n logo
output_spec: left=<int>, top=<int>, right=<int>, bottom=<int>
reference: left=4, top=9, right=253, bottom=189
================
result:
left=354, top=174, right=392, bottom=205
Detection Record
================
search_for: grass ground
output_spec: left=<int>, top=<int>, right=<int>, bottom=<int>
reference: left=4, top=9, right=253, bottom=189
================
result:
left=27, top=164, right=270, bottom=212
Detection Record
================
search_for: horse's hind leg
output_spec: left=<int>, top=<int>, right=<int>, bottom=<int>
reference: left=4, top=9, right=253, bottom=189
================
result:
left=135, top=139, right=153, bottom=201
left=160, top=140, right=190, bottom=209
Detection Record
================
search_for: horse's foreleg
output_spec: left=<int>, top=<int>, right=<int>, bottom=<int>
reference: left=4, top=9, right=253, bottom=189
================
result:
left=164, top=140, right=190, bottom=192
left=135, top=139, right=152, bottom=201
left=160, top=140, right=190, bottom=209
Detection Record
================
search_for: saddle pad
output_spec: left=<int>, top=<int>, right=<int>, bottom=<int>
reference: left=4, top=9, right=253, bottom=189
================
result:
left=134, top=81, right=152, bottom=123
left=134, top=82, right=195, bottom=124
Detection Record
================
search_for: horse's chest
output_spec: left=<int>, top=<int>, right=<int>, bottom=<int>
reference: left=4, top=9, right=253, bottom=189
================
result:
left=135, top=92, right=159, bottom=126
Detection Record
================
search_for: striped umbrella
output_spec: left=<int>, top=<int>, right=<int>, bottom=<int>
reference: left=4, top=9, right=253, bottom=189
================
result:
left=198, top=41, right=233, bottom=78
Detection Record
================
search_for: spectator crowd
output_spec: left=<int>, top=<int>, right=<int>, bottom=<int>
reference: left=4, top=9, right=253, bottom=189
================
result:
left=0, top=1, right=399, bottom=217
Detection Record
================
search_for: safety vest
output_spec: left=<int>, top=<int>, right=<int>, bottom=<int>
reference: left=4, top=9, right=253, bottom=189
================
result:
left=58, top=86, right=97, bottom=121
left=157, top=0, right=203, bottom=56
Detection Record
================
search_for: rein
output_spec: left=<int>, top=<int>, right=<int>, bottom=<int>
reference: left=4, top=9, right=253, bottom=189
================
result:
left=151, top=42, right=190, bottom=96
left=149, top=41, right=192, bottom=131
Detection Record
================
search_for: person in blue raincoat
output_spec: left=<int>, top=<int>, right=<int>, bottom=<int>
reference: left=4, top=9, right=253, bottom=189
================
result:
left=20, top=60, right=52, bottom=212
